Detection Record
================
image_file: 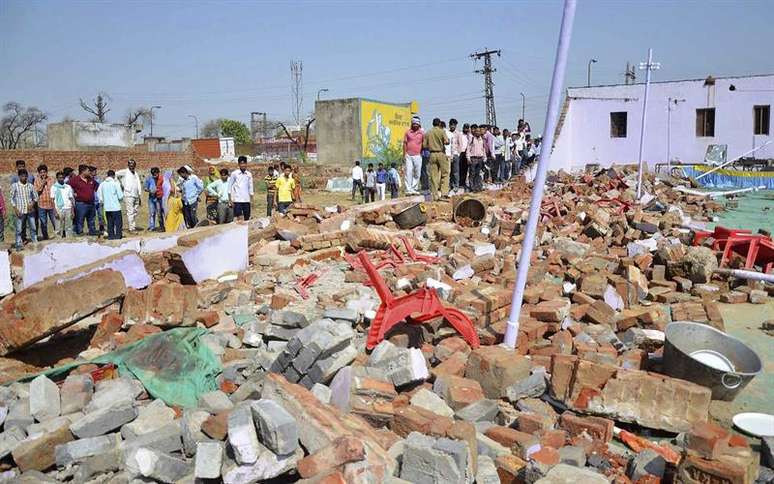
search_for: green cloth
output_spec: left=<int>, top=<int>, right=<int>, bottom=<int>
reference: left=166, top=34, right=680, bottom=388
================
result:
left=33, top=328, right=221, bottom=408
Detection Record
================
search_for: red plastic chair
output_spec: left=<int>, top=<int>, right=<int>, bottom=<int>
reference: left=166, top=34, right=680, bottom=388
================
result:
left=357, top=251, right=480, bottom=350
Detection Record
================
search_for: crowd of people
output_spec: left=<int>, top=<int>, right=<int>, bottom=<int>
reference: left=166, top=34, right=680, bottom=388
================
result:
left=351, top=116, right=540, bottom=202
left=0, top=156, right=303, bottom=250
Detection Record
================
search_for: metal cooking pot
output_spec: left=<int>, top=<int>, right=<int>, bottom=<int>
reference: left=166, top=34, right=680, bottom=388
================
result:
left=663, top=321, right=762, bottom=401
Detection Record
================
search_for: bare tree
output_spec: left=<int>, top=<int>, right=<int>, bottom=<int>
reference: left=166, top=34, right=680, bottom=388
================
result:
left=79, top=92, right=111, bottom=123
left=200, top=119, right=222, bottom=138
left=0, top=102, right=48, bottom=149
left=278, top=117, right=314, bottom=161
left=125, top=107, right=153, bottom=127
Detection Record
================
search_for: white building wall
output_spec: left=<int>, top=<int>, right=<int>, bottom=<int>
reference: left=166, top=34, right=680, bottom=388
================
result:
left=551, top=74, right=774, bottom=172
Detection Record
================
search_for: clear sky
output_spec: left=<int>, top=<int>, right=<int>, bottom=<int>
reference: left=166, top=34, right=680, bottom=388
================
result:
left=1, top=0, right=772, bottom=139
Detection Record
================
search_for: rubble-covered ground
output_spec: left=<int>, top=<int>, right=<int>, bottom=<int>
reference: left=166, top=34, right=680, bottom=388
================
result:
left=0, top=167, right=772, bottom=484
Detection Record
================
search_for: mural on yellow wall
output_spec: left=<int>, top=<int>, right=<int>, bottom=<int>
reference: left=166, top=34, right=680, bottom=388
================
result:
left=361, top=100, right=414, bottom=160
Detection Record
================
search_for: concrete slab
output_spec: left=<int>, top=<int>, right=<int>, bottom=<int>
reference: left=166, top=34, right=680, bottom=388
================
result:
left=0, top=251, right=12, bottom=297
left=177, top=224, right=249, bottom=283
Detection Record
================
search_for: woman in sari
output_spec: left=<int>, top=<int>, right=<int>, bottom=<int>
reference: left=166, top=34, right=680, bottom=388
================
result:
left=164, top=184, right=186, bottom=232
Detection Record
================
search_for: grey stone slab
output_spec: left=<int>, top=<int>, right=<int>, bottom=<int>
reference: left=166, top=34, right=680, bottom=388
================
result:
left=227, top=403, right=260, bottom=465
left=250, top=400, right=298, bottom=456
left=0, top=427, right=26, bottom=460
left=6, top=398, right=34, bottom=432
left=181, top=409, right=211, bottom=457
left=121, top=422, right=183, bottom=456
left=456, top=399, right=500, bottom=422
left=198, top=390, right=234, bottom=413
left=194, top=441, right=223, bottom=479
left=70, top=402, right=138, bottom=439
left=121, top=399, right=176, bottom=440
left=130, top=447, right=191, bottom=483
left=55, top=432, right=121, bottom=467
left=86, top=379, right=143, bottom=413
left=29, top=375, right=60, bottom=422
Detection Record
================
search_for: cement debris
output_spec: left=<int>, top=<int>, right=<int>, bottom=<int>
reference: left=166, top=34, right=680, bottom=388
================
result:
left=0, top=167, right=771, bottom=483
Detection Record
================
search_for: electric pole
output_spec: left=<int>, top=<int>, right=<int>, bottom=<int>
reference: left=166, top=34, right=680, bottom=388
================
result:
left=291, top=60, right=303, bottom=128
left=470, top=48, right=501, bottom=126
left=635, top=48, right=661, bottom=199
left=624, top=62, right=636, bottom=85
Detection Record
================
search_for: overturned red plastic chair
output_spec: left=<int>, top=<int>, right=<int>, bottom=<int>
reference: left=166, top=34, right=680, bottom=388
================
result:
left=357, top=251, right=480, bottom=350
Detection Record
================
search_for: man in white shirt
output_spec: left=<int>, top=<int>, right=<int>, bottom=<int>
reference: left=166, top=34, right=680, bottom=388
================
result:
left=115, top=159, right=142, bottom=231
left=447, top=119, right=460, bottom=191
left=228, top=156, right=254, bottom=221
left=351, top=160, right=364, bottom=202
left=492, top=127, right=505, bottom=183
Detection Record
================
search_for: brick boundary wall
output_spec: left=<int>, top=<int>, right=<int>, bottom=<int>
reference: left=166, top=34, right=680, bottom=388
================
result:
left=0, top=150, right=207, bottom=175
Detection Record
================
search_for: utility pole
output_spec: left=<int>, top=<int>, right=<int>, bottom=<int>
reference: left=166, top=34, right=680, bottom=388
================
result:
left=635, top=48, right=661, bottom=199
left=291, top=60, right=303, bottom=128
left=587, top=58, right=597, bottom=87
left=187, top=114, right=199, bottom=138
left=624, top=62, right=636, bottom=85
left=149, top=105, right=162, bottom=137
left=470, top=48, right=501, bottom=126
left=520, top=92, right=526, bottom=121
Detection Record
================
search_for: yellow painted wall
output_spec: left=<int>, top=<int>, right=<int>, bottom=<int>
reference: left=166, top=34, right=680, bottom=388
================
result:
left=360, top=100, right=414, bottom=159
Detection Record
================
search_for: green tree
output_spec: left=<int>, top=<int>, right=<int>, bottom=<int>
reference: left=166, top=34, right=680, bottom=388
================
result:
left=219, top=119, right=251, bottom=144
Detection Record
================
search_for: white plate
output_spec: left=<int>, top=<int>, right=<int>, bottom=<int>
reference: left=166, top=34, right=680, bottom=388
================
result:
left=732, top=412, right=774, bottom=438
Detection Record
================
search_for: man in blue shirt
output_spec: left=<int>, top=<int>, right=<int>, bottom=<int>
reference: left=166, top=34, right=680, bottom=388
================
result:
left=177, top=166, right=203, bottom=228
left=96, top=170, right=124, bottom=239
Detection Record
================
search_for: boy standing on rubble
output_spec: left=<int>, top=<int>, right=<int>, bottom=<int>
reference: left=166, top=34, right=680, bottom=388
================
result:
left=51, top=171, right=75, bottom=238
left=10, top=169, right=38, bottom=249
left=275, top=165, right=296, bottom=215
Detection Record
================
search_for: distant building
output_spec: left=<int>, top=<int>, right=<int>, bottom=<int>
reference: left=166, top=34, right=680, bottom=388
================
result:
left=191, top=137, right=236, bottom=160
left=47, top=121, right=137, bottom=151
left=316, top=98, right=418, bottom=164
left=551, top=74, right=774, bottom=172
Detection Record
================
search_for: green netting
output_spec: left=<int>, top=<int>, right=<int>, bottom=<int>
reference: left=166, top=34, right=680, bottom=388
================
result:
left=712, top=191, right=774, bottom=234
left=38, top=327, right=221, bottom=408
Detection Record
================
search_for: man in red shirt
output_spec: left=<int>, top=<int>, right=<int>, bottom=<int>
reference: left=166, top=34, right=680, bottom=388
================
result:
left=403, top=116, right=424, bottom=195
left=68, top=164, right=99, bottom=236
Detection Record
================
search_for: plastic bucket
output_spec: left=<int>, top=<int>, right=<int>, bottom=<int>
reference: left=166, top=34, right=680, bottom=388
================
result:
left=393, top=203, right=427, bottom=230
left=663, top=321, right=762, bottom=401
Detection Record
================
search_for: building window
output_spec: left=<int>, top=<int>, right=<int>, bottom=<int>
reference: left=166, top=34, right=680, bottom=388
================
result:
left=610, top=112, right=627, bottom=138
left=754, top=105, right=770, bottom=135
left=696, top=108, right=715, bottom=137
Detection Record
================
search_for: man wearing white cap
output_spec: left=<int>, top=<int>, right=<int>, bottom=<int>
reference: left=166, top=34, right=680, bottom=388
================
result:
left=402, top=116, right=424, bottom=194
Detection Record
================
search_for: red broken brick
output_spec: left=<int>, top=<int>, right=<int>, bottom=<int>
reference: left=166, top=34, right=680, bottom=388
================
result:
left=297, top=436, right=366, bottom=478
left=559, top=412, right=614, bottom=442
left=195, top=310, right=220, bottom=328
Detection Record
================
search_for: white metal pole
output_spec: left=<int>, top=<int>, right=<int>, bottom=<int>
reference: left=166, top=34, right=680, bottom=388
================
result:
left=503, top=0, right=577, bottom=349
left=666, top=98, right=672, bottom=170
left=635, top=49, right=656, bottom=199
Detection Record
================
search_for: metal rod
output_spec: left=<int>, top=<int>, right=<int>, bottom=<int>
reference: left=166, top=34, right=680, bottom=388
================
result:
left=714, top=268, right=774, bottom=283
left=636, top=49, right=655, bottom=199
left=504, top=0, right=577, bottom=349
left=695, top=141, right=773, bottom=180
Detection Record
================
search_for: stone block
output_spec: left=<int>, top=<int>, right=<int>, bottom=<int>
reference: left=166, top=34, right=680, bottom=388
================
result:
left=251, top=399, right=299, bottom=456
left=181, top=409, right=211, bottom=457
left=12, top=423, right=74, bottom=472
left=198, top=390, right=235, bottom=413
left=121, top=399, right=176, bottom=440
left=121, top=422, right=183, bottom=455
left=29, top=375, right=60, bottom=422
left=465, top=345, right=531, bottom=399
left=70, top=401, right=138, bottom=439
left=222, top=442, right=302, bottom=484
left=410, top=388, right=455, bottom=418
left=5, top=398, right=34, bottom=431
left=0, top=427, right=26, bottom=460
left=629, top=449, right=665, bottom=481
left=195, top=441, right=223, bottom=479
left=130, top=446, right=191, bottom=483
left=400, top=432, right=468, bottom=484
left=59, top=374, right=93, bottom=415
left=433, top=375, right=485, bottom=411
left=504, top=367, right=548, bottom=402
left=86, top=378, right=143, bottom=413
left=455, top=399, right=500, bottom=423
left=534, top=463, right=608, bottom=483
left=54, top=432, right=120, bottom=467
left=228, top=403, right=260, bottom=464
